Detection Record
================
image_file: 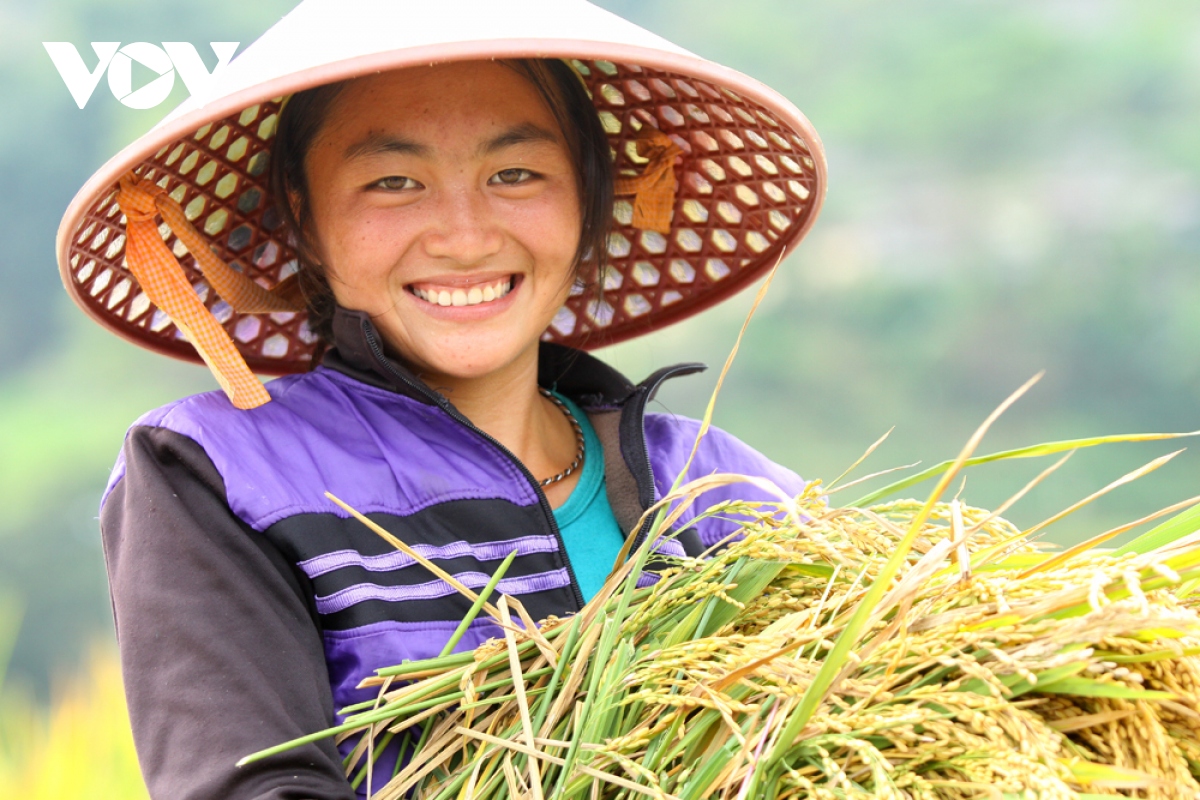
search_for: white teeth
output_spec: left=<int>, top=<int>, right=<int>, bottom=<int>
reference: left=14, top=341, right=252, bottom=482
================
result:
left=414, top=278, right=513, bottom=307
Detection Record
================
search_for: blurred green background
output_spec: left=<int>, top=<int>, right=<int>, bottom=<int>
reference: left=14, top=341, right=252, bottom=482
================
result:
left=0, top=0, right=1197, bottom=728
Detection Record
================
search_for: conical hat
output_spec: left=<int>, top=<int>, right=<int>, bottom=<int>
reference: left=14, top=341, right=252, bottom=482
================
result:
left=55, top=0, right=826, bottom=406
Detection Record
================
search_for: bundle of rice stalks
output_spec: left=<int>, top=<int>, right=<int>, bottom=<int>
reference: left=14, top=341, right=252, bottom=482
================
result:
left=244, top=498, right=1200, bottom=797
left=243, top=382, right=1200, bottom=800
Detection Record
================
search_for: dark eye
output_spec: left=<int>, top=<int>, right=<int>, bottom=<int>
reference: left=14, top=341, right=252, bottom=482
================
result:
left=372, top=176, right=420, bottom=191
left=490, top=168, right=534, bottom=185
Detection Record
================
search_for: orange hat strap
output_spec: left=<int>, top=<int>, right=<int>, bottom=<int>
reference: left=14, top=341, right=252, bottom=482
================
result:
left=116, top=171, right=304, bottom=409
left=154, top=194, right=303, bottom=315
left=613, top=128, right=683, bottom=235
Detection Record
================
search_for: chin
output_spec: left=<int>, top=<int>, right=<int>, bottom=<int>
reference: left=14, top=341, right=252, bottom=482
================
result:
left=411, top=336, right=537, bottom=382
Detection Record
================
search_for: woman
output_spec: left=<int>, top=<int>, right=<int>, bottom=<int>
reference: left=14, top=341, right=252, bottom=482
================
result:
left=56, top=1, right=826, bottom=796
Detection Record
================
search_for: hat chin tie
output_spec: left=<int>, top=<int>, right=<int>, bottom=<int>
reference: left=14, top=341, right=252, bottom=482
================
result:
left=613, top=128, right=683, bottom=235
left=116, top=170, right=305, bottom=409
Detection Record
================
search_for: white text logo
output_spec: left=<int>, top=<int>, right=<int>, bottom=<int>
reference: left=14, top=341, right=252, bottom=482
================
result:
left=42, top=42, right=239, bottom=109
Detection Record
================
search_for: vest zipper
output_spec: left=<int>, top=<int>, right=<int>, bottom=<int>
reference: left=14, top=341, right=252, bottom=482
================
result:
left=360, top=323, right=586, bottom=610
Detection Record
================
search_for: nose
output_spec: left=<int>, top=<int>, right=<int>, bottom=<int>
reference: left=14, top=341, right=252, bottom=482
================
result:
left=420, top=184, right=504, bottom=265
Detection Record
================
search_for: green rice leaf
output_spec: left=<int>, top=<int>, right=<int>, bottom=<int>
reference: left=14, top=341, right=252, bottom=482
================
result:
left=1062, top=759, right=1172, bottom=789
left=694, top=558, right=787, bottom=639
left=1037, top=675, right=1177, bottom=700
left=957, top=662, right=1087, bottom=698
left=1114, top=503, right=1200, bottom=556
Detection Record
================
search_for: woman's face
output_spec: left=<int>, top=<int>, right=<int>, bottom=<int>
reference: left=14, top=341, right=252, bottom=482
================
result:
left=304, top=61, right=582, bottom=383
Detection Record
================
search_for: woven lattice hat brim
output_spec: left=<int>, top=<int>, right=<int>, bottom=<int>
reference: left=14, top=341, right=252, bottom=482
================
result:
left=56, top=0, right=826, bottom=380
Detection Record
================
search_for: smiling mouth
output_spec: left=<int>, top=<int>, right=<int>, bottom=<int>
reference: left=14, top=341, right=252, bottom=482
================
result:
left=408, top=275, right=515, bottom=308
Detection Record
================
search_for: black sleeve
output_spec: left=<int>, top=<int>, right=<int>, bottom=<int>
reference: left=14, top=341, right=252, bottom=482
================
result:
left=101, top=425, right=355, bottom=800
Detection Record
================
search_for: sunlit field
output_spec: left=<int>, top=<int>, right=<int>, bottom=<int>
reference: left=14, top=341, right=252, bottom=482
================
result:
left=0, top=607, right=147, bottom=799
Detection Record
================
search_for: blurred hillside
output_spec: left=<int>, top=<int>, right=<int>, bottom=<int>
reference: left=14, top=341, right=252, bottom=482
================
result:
left=1, top=0, right=1198, bottom=696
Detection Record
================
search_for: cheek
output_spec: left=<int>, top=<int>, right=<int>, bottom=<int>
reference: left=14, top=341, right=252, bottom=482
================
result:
left=323, top=208, right=417, bottom=289
left=513, top=186, right=583, bottom=268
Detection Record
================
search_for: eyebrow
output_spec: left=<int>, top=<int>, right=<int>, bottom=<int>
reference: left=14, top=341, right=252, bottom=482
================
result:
left=341, top=123, right=560, bottom=162
left=477, top=123, right=560, bottom=156
left=342, top=132, right=431, bottom=162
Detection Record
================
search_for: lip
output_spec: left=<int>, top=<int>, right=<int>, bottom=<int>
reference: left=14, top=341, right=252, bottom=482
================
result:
left=406, top=271, right=515, bottom=290
left=405, top=273, right=522, bottom=320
